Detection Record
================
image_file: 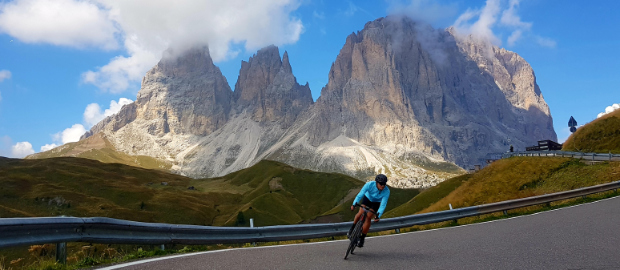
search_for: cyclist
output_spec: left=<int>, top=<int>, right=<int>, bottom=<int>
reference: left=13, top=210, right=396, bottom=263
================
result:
left=348, top=174, right=390, bottom=248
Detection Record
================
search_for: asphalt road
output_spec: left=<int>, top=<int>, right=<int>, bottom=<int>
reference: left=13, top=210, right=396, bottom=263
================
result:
left=100, top=196, right=620, bottom=270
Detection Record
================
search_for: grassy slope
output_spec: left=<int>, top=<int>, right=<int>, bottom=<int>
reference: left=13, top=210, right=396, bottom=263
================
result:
left=383, top=174, right=470, bottom=218
left=0, top=157, right=225, bottom=226
left=194, top=160, right=420, bottom=226
left=318, top=185, right=420, bottom=222
left=419, top=157, right=620, bottom=213
left=25, top=133, right=171, bottom=171
left=563, top=109, right=620, bottom=153
left=0, top=157, right=421, bottom=228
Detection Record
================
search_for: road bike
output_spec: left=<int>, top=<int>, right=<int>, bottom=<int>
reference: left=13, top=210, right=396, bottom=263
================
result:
left=344, top=203, right=376, bottom=260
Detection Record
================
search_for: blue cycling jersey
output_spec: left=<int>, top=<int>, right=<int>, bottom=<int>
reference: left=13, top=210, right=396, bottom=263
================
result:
left=352, top=181, right=390, bottom=218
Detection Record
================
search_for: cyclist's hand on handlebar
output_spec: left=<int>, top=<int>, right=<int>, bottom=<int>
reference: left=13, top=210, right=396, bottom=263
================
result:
left=350, top=205, right=354, bottom=211
left=374, top=217, right=380, bottom=222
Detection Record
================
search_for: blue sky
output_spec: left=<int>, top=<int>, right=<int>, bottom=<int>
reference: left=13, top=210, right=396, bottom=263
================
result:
left=0, top=0, right=618, bottom=158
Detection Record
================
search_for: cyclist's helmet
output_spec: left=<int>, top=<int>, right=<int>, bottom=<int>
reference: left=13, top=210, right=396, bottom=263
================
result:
left=375, top=174, right=388, bottom=185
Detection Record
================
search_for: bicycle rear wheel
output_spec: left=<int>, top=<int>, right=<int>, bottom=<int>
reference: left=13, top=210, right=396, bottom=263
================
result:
left=344, top=218, right=364, bottom=259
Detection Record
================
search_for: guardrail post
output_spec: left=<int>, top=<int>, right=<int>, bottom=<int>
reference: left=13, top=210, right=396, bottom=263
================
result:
left=449, top=204, right=458, bottom=223
left=56, top=242, right=66, bottom=264
left=160, top=244, right=165, bottom=251
left=250, top=218, right=256, bottom=247
left=503, top=210, right=507, bottom=216
left=395, top=228, right=400, bottom=233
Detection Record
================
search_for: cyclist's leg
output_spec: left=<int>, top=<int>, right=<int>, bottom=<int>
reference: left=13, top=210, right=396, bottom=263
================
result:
left=357, top=212, right=374, bottom=247
left=352, top=205, right=365, bottom=224
left=349, top=206, right=365, bottom=236
left=362, top=212, right=374, bottom=234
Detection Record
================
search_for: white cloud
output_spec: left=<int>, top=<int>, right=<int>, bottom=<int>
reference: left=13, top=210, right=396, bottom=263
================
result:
left=53, top=124, right=87, bottom=144
left=83, top=103, right=104, bottom=127
left=39, top=98, right=133, bottom=152
left=0, top=0, right=304, bottom=93
left=500, top=0, right=531, bottom=46
left=344, top=2, right=358, bottom=17
left=500, top=0, right=531, bottom=28
left=597, top=103, right=620, bottom=118
left=81, top=38, right=160, bottom=93
left=41, top=143, right=58, bottom=152
left=535, top=36, right=557, bottom=48
left=452, top=0, right=554, bottom=49
left=507, top=29, right=522, bottom=46
left=0, top=70, right=11, bottom=82
left=313, top=11, right=325, bottom=20
left=387, top=0, right=458, bottom=25
left=82, top=0, right=304, bottom=93
left=453, top=0, right=502, bottom=45
left=0, top=70, right=8, bottom=101
left=0, top=0, right=119, bottom=49
left=84, top=97, right=133, bottom=127
left=11, top=141, right=35, bottom=158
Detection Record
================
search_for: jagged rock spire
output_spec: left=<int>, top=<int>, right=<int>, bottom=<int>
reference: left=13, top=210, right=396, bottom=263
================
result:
left=233, top=45, right=312, bottom=127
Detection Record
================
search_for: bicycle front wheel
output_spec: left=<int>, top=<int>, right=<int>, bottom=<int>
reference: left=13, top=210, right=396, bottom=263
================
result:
left=344, top=219, right=364, bottom=259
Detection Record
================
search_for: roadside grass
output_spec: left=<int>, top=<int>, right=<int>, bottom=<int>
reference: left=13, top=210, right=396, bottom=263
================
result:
left=389, top=188, right=620, bottom=235
left=562, top=109, right=620, bottom=153
left=420, top=157, right=620, bottom=213
left=383, top=174, right=470, bottom=218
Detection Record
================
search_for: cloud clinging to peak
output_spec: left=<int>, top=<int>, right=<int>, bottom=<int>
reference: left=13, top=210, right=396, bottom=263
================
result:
left=387, top=0, right=458, bottom=26
left=84, top=98, right=133, bottom=127
left=452, top=0, right=554, bottom=48
left=87, top=0, right=304, bottom=93
left=0, top=0, right=304, bottom=93
left=453, top=0, right=502, bottom=45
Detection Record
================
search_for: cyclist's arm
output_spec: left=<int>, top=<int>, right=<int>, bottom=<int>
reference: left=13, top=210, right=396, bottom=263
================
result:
left=352, top=182, right=370, bottom=206
left=376, top=189, right=390, bottom=218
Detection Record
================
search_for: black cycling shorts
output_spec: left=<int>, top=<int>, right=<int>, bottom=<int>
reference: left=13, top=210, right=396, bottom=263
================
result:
left=361, top=195, right=381, bottom=215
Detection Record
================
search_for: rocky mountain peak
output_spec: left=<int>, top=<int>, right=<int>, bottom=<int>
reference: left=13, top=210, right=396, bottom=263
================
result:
left=275, top=15, right=556, bottom=185
left=75, top=16, right=556, bottom=189
left=233, top=45, right=312, bottom=126
left=156, top=46, right=217, bottom=77
left=85, top=45, right=233, bottom=139
left=282, top=50, right=292, bottom=74
left=234, top=45, right=285, bottom=107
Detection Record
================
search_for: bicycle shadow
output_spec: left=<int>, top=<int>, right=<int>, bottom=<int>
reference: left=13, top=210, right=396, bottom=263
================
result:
left=341, top=249, right=431, bottom=264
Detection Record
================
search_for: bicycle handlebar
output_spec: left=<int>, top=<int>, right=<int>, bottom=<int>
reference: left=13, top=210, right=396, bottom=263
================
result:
left=353, top=203, right=378, bottom=216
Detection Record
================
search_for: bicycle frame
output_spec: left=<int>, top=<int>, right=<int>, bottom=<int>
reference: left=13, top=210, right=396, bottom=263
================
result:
left=344, top=203, right=377, bottom=259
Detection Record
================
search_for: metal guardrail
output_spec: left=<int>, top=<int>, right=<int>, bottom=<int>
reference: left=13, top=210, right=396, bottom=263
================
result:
left=503, top=151, right=620, bottom=161
left=2, top=180, right=620, bottom=251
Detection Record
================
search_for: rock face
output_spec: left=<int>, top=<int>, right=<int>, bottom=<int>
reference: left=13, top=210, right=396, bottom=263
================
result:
left=234, top=45, right=313, bottom=128
left=174, top=46, right=314, bottom=177
left=78, top=16, right=556, bottom=188
left=261, top=16, right=555, bottom=187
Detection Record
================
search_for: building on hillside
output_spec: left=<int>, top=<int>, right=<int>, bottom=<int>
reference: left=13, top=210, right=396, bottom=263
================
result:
left=526, top=140, right=563, bottom=151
